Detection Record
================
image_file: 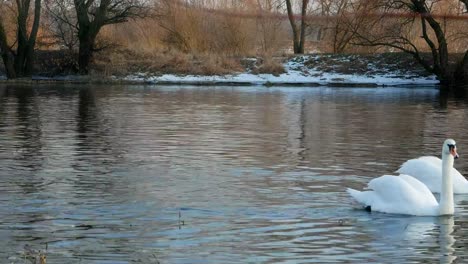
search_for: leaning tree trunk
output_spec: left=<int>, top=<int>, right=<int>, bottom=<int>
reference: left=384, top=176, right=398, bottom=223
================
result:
left=298, top=0, right=309, bottom=54
left=412, top=0, right=451, bottom=84
left=285, top=0, right=301, bottom=54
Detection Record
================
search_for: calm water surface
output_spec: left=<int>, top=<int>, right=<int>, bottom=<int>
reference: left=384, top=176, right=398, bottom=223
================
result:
left=1, top=84, right=468, bottom=263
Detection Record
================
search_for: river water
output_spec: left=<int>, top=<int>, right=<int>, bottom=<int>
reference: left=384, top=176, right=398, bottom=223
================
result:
left=1, top=84, right=468, bottom=263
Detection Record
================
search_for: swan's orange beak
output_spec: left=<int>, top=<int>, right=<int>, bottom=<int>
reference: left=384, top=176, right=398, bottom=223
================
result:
left=451, top=147, right=459, bottom=159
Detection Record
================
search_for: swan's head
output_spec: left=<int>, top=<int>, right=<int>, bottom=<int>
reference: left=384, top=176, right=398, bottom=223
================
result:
left=443, top=139, right=459, bottom=159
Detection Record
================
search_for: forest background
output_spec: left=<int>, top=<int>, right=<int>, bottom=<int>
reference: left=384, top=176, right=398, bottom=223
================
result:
left=0, top=0, right=467, bottom=86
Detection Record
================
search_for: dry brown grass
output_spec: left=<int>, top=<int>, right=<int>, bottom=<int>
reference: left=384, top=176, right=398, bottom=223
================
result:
left=91, top=48, right=245, bottom=76
left=96, top=1, right=289, bottom=57
left=99, top=20, right=165, bottom=53
left=154, top=2, right=258, bottom=56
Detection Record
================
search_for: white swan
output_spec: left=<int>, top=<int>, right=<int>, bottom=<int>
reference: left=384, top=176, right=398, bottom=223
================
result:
left=397, top=156, right=467, bottom=194
left=347, top=139, right=459, bottom=216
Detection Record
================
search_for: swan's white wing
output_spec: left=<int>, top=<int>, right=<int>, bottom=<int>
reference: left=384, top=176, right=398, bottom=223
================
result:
left=452, top=171, right=468, bottom=194
left=418, top=156, right=443, bottom=164
left=397, top=156, right=468, bottom=193
left=399, top=174, right=437, bottom=200
left=347, top=175, right=438, bottom=216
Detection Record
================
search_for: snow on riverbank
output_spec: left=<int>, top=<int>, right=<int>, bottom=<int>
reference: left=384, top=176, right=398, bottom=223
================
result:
left=122, top=55, right=439, bottom=86
left=0, top=55, right=440, bottom=86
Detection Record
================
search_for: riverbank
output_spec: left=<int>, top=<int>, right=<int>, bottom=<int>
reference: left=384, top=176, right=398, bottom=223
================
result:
left=0, top=53, right=439, bottom=87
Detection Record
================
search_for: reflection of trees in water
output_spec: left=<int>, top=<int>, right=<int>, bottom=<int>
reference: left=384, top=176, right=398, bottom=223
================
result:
left=423, top=87, right=468, bottom=175
left=1, top=85, right=465, bottom=186
left=285, top=91, right=437, bottom=175
left=73, top=87, right=114, bottom=193
left=55, top=86, right=467, bottom=168
left=121, top=88, right=290, bottom=168
left=438, top=85, right=468, bottom=109
left=113, top=87, right=457, bottom=175
left=0, top=86, right=46, bottom=194
left=0, top=86, right=5, bottom=102
left=2, top=85, right=468, bottom=262
left=0, top=86, right=6, bottom=131
left=0, top=86, right=52, bottom=252
left=13, top=86, right=44, bottom=171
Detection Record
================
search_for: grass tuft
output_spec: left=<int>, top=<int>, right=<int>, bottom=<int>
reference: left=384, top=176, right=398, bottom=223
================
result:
left=251, top=57, right=286, bottom=76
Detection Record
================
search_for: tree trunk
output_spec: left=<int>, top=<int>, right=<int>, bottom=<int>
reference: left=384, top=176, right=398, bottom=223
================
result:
left=298, top=0, right=309, bottom=54
left=75, top=0, right=103, bottom=75
left=285, top=0, right=301, bottom=54
left=78, top=38, right=93, bottom=75
left=411, top=0, right=450, bottom=84
left=0, top=52, right=16, bottom=79
left=14, top=42, right=27, bottom=77
left=0, top=0, right=41, bottom=79
left=0, top=22, right=16, bottom=79
left=15, top=0, right=28, bottom=77
left=410, top=0, right=464, bottom=85
left=286, top=0, right=309, bottom=54
left=24, top=0, right=41, bottom=76
left=77, top=29, right=98, bottom=75
left=73, top=0, right=146, bottom=74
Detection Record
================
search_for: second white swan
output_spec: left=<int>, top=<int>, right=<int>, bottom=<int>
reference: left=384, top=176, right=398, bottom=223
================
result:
left=397, top=155, right=467, bottom=194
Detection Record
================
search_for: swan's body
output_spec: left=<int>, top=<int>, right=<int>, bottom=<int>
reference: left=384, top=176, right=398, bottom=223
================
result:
left=347, top=139, right=459, bottom=216
left=347, top=174, right=439, bottom=215
left=397, top=156, right=468, bottom=194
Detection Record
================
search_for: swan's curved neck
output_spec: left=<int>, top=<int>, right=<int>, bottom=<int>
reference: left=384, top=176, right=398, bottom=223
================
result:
left=439, top=153, right=455, bottom=215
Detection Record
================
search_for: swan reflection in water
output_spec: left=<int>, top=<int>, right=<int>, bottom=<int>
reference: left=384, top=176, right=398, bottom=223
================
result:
left=352, top=213, right=456, bottom=263
left=439, top=216, right=456, bottom=264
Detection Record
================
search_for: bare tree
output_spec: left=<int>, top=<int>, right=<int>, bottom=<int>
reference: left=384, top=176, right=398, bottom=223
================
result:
left=72, top=0, right=148, bottom=74
left=255, top=0, right=285, bottom=54
left=317, top=0, right=360, bottom=53
left=46, top=0, right=79, bottom=51
left=285, top=0, right=309, bottom=54
left=353, top=0, right=468, bottom=85
left=0, top=0, right=42, bottom=79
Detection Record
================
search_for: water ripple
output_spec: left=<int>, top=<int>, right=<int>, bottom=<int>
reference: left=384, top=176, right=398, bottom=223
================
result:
left=1, top=85, right=468, bottom=263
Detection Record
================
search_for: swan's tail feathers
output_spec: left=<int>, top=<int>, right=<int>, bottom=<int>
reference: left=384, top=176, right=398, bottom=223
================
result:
left=346, top=188, right=371, bottom=207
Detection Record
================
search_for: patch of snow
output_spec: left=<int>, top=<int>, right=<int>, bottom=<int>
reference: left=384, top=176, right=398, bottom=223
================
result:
left=0, top=55, right=440, bottom=86
left=122, top=55, right=439, bottom=86
left=123, top=69, right=438, bottom=86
